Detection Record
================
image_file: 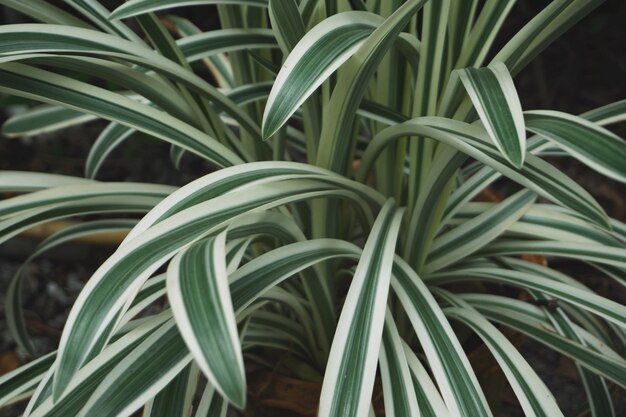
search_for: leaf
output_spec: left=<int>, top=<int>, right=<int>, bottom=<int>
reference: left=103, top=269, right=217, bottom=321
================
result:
left=52, top=168, right=378, bottom=399
left=525, top=110, right=626, bottom=183
left=0, top=0, right=93, bottom=28
left=6, top=220, right=137, bottom=356
left=0, top=352, right=55, bottom=408
left=440, top=292, right=564, bottom=417
left=379, top=311, right=420, bottom=417
left=109, top=0, right=268, bottom=20
left=143, top=364, right=197, bottom=417
left=85, top=123, right=136, bottom=179
left=319, top=199, right=404, bottom=417
left=458, top=61, right=526, bottom=167
left=360, top=117, right=610, bottom=229
left=0, top=171, right=94, bottom=192
left=27, top=313, right=170, bottom=417
left=2, top=105, right=94, bottom=137
left=167, top=232, right=245, bottom=408
left=466, top=299, right=626, bottom=389
left=0, top=63, right=243, bottom=168
left=426, top=189, right=535, bottom=273
left=262, top=11, right=383, bottom=138
left=434, top=264, right=626, bottom=331
left=77, top=320, right=191, bottom=417
left=392, top=257, right=492, bottom=417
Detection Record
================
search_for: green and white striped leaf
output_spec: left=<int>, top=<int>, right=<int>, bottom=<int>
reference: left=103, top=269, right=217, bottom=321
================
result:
left=6, top=219, right=137, bottom=356
left=319, top=199, right=404, bottom=417
left=77, top=320, right=191, bottom=417
left=0, top=171, right=94, bottom=192
left=440, top=294, right=564, bottom=417
left=466, top=301, right=626, bottom=389
left=402, top=345, right=451, bottom=417
left=379, top=311, right=420, bottom=417
left=391, top=257, right=493, bottom=417
left=0, top=63, right=242, bottom=168
left=475, top=240, right=626, bottom=269
left=269, top=0, right=305, bottom=54
left=458, top=61, right=526, bottom=167
left=0, top=183, right=173, bottom=218
left=109, top=0, right=268, bottom=20
left=262, top=11, right=383, bottom=138
left=53, top=172, right=376, bottom=399
left=85, top=122, right=136, bottom=179
left=0, top=352, right=55, bottom=408
left=194, top=384, right=228, bottom=417
left=449, top=203, right=622, bottom=247
left=179, top=29, right=278, bottom=63
left=426, top=189, right=535, bottom=273
left=429, top=266, right=626, bottom=329
left=167, top=231, right=245, bottom=408
left=525, top=110, right=626, bottom=183
left=360, top=117, right=609, bottom=228
left=143, top=364, right=198, bottom=417
left=27, top=313, right=170, bottom=417
left=0, top=0, right=93, bottom=28
left=0, top=24, right=262, bottom=140
left=64, top=0, right=143, bottom=43
left=2, top=105, right=94, bottom=137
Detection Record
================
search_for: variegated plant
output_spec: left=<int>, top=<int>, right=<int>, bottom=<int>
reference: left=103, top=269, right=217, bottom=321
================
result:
left=0, top=1, right=625, bottom=416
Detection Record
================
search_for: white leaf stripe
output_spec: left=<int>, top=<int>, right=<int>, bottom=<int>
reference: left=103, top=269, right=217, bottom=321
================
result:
left=0, top=352, right=55, bottom=408
left=167, top=232, right=246, bottom=408
left=319, top=200, right=404, bottom=417
left=360, top=117, right=609, bottom=229
left=391, top=257, right=493, bottom=417
left=442, top=303, right=564, bottom=417
left=53, top=180, right=370, bottom=399
left=77, top=320, right=192, bottom=417
left=426, top=189, right=535, bottom=272
left=0, top=63, right=243, bottom=168
left=458, top=61, right=526, bottom=167
left=402, top=344, right=451, bottom=417
left=469, top=304, right=626, bottom=389
left=429, top=267, right=626, bottom=328
left=262, top=11, right=383, bottom=138
left=379, top=311, right=420, bottom=417
left=525, top=110, right=626, bottom=183
left=2, top=105, right=94, bottom=137
left=109, top=0, right=268, bottom=20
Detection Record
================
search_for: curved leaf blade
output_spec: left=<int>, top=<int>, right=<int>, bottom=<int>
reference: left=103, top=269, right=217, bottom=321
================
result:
left=525, top=110, right=626, bottom=183
left=319, top=199, right=404, bottom=417
left=167, top=232, right=245, bottom=408
left=262, top=11, right=382, bottom=138
left=458, top=61, right=526, bottom=167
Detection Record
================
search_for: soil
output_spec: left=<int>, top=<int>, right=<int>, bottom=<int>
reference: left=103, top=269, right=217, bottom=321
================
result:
left=1, top=1, right=625, bottom=416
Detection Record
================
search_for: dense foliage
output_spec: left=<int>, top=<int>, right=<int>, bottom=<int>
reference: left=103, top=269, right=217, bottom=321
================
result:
left=0, top=1, right=625, bottom=416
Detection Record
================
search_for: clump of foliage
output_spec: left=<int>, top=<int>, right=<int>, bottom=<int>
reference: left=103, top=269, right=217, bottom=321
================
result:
left=0, top=1, right=625, bottom=416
